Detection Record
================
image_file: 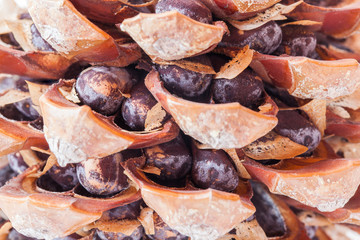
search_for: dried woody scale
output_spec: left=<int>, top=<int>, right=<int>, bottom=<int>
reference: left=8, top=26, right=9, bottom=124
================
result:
left=1, top=0, right=360, bottom=239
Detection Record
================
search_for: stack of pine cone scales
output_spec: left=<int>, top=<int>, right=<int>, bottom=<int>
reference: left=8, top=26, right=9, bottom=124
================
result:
left=1, top=0, right=360, bottom=239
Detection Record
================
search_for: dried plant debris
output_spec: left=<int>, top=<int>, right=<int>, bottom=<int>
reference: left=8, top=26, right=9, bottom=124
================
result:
left=244, top=131, right=308, bottom=160
left=154, top=59, right=216, bottom=74
left=215, top=46, right=254, bottom=80
left=228, top=1, right=303, bottom=31
left=144, top=102, right=167, bottom=131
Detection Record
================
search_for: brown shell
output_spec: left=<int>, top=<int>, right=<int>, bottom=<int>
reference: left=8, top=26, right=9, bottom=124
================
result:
left=199, top=0, right=281, bottom=20
left=243, top=131, right=308, bottom=160
left=70, top=0, right=142, bottom=24
left=123, top=158, right=255, bottom=240
left=39, top=79, right=179, bottom=166
left=326, top=109, right=360, bottom=142
left=0, top=165, right=141, bottom=239
left=120, top=11, right=226, bottom=61
left=250, top=52, right=360, bottom=99
left=316, top=44, right=360, bottom=62
left=0, top=117, right=48, bottom=157
left=145, top=70, right=278, bottom=149
left=242, top=157, right=360, bottom=212
left=286, top=1, right=360, bottom=38
left=227, top=1, right=302, bottom=31
left=282, top=186, right=360, bottom=226
left=28, top=0, right=120, bottom=62
left=0, top=45, right=73, bottom=79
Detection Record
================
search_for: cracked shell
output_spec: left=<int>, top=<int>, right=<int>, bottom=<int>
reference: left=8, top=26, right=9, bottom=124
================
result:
left=250, top=52, right=360, bottom=99
left=199, top=0, right=281, bottom=20
left=0, top=117, right=47, bottom=157
left=242, top=156, right=360, bottom=212
left=145, top=70, right=278, bottom=149
left=28, top=0, right=120, bottom=62
left=286, top=1, right=360, bottom=38
left=70, top=0, right=153, bottom=24
left=123, top=157, right=255, bottom=240
left=39, top=79, right=179, bottom=166
left=282, top=186, right=360, bottom=226
left=120, top=11, right=227, bottom=61
left=0, top=45, right=74, bottom=79
left=326, top=109, right=360, bottom=142
left=0, top=164, right=141, bottom=239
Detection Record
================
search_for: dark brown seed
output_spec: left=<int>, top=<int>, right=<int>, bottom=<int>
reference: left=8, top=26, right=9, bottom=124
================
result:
left=36, top=173, right=64, bottom=192
left=251, top=181, right=286, bottom=238
left=275, top=26, right=317, bottom=57
left=274, top=110, right=321, bottom=155
left=263, top=82, right=299, bottom=108
left=101, top=200, right=143, bottom=221
left=76, top=153, right=129, bottom=196
left=29, top=117, right=44, bottom=131
left=7, top=152, right=28, bottom=174
left=219, top=21, right=282, bottom=54
left=30, top=23, right=55, bottom=52
left=212, top=68, right=265, bottom=110
left=155, top=0, right=212, bottom=24
left=118, top=82, right=158, bottom=131
left=191, top=147, right=239, bottom=192
left=48, top=164, right=79, bottom=191
left=76, top=66, right=137, bottom=116
left=157, top=55, right=213, bottom=100
left=0, top=98, right=39, bottom=122
left=144, top=134, right=192, bottom=180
